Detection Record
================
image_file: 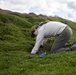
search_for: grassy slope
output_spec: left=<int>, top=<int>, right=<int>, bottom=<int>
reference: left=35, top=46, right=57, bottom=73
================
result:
left=0, top=11, right=76, bottom=75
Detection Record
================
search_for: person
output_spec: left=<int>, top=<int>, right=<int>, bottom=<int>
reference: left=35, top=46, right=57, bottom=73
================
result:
left=31, top=21, right=74, bottom=54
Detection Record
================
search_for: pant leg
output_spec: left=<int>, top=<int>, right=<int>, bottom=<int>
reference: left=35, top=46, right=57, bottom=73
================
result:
left=51, top=26, right=72, bottom=53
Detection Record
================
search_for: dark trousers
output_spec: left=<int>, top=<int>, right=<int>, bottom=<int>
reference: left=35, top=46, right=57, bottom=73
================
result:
left=51, top=26, right=72, bottom=53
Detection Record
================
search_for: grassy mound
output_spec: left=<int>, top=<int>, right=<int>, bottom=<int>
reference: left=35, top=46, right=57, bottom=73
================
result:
left=0, top=10, right=76, bottom=75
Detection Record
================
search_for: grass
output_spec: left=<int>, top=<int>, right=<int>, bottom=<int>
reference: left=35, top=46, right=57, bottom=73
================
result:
left=0, top=51, right=76, bottom=75
left=0, top=10, right=76, bottom=75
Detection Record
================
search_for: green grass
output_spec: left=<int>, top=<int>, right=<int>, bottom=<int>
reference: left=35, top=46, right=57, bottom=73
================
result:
left=0, top=51, right=76, bottom=75
left=0, top=10, right=76, bottom=75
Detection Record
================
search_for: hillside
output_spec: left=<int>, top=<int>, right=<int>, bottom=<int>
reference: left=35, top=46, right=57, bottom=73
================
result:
left=0, top=9, right=76, bottom=75
left=0, top=9, right=76, bottom=51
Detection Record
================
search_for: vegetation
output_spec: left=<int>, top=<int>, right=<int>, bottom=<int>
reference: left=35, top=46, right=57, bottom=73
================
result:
left=0, top=9, right=76, bottom=75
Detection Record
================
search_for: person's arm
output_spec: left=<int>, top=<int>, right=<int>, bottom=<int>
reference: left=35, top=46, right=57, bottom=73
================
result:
left=31, top=34, right=44, bottom=54
left=40, top=38, right=48, bottom=48
left=41, top=38, right=48, bottom=45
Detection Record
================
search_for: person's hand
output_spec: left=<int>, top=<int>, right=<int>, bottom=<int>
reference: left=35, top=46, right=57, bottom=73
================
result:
left=40, top=45, right=43, bottom=48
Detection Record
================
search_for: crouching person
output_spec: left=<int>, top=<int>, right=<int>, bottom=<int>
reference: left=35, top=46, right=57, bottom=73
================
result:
left=31, top=21, right=73, bottom=54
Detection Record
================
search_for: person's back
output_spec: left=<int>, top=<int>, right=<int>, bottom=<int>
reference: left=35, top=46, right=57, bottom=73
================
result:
left=41, top=21, right=67, bottom=37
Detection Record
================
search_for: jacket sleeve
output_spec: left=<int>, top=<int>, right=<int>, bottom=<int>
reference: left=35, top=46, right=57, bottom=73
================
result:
left=41, top=38, right=48, bottom=45
left=31, top=34, right=44, bottom=54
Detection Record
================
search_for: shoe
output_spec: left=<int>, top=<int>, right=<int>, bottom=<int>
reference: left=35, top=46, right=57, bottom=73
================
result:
left=71, top=41, right=76, bottom=50
left=71, top=41, right=76, bottom=46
